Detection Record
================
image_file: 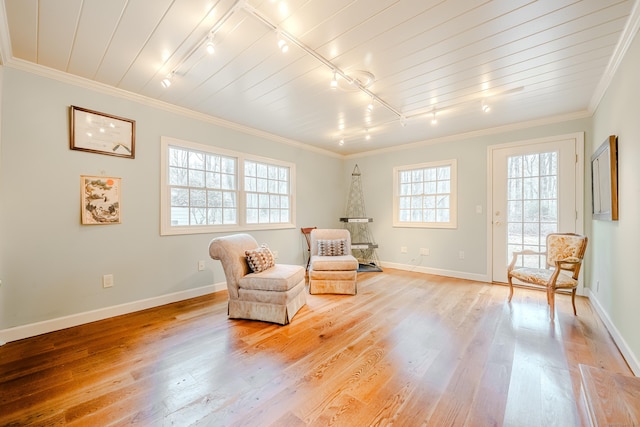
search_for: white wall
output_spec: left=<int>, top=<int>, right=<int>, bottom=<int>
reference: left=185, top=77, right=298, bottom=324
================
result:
left=347, top=119, right=591, bottom=281
left=0, top=67, right=345, bottom=332
left=590, top=26, right=640, bottom=373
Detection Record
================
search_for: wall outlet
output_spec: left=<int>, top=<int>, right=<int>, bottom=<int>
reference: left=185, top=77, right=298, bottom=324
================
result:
left=401, top=246, right=408, bottom=253
left=420, top=248, right=430, bottom=256
left=458, top=251, right=465, bottom=260
left=103, top=274, right=114, bottom=288
left=198, top=260, right=205, bottom=271
left=272, top=250, right=279, bottom=259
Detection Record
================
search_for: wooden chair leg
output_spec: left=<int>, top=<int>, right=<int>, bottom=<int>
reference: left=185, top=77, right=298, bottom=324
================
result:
left=549, top=290, right=555, bottom=321
left=571, top=288, right=577, bottom=316
left=507, top=276, right=514, bottom=302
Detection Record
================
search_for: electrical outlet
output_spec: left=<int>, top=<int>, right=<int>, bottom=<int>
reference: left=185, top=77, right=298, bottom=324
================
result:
left=459, top=251, right=465, bottom=260
left=401, top=246, right=408, bottom=253
left=420, top=248, right=430, bottom=256
left=103, top=274, right=114, bottom=288
left=198, top=260, right=205, bottom=271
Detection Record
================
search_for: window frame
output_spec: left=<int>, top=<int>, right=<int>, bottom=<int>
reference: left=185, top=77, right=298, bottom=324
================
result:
left=160, top=136, right=296, bottom=236
left=393, top=159, right=457, bottom=229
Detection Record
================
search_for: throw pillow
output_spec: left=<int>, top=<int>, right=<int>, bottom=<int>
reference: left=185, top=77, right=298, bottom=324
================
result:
left=317, top=239, right=347, bottom=256
left=245, top=244, right=275, bottom=273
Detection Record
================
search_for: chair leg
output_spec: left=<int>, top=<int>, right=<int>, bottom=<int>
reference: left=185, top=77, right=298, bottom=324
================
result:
left=507, top=276, right=514, bottom=302
left=549, top=290, right=555, bottom=321
left=571, top=288, right=577, bottom=316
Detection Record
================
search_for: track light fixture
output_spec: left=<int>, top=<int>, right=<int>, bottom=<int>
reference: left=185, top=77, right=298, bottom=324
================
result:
left=482, top=100, right=491, bottom=113
left=431, top=110, right=437, bottom=125
left=367, top=96, right=374, bottom=111
left=161, top=72, right=174, bottom=88
left=331, top=71, right=338, bottom=89
left=277, top=32, right=289, bottom=53
left=205, top=34, right=215, bottom=54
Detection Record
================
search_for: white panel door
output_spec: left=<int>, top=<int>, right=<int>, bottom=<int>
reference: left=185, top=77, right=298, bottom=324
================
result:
left=491, top=137, right=578, bottom=284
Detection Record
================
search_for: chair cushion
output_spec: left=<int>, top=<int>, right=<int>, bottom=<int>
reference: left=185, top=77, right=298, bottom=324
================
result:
left=239, top=264, right=305, bottom=292
left=245, top=245, right=275, bottom=273
left=317, top=239, right=348, bottom=256
left=510, top=267, right=577, bottom=288
left=310, top=255, right=358, bottom=271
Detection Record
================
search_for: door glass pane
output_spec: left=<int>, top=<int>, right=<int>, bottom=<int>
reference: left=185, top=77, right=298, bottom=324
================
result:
left=507, top=151, right=558, bottom=268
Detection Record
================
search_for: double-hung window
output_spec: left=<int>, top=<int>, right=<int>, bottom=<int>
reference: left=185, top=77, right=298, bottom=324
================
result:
left=393, top=159, right=457, bottom=228
left=161, top=137, right=295, bottom=235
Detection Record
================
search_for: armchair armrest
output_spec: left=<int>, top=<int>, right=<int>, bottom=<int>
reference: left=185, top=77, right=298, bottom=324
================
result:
left=554, top=256, right=582, bottom=269
left=507, top=249, right=546, bottom=272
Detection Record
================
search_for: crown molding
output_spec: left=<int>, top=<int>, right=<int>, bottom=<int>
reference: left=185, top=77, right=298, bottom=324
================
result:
left=2, top=57, right=344, bottom=159
left=589, top=0, right=640, bottom=112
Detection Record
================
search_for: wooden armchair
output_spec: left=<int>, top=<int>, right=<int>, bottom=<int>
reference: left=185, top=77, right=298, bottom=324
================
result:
left=507, top=232, right=588, bottom=321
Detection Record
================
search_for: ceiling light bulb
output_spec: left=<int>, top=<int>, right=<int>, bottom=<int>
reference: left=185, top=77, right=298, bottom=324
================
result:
left=367, top=96, right=374, bottom=111
left=482, top=100, right=491, bottom=113
left=331, top=72, right=338, bottom=89
left=278, top=38, right=289, bottom=53
left=365, top=130, right=371, bottom=141
left=339, top=139, right=344, bottom=146
left=206, top=38, right=215, bottom=55
left=431, top=112, right=437, bottom=125
left=161, top=73, right=173, bottom=88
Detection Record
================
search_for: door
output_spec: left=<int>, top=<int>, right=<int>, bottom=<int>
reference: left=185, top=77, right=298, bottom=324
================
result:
left=491, top=136, right=580, bottom=284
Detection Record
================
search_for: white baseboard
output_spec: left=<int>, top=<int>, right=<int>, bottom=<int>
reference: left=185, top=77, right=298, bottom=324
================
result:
left=0, top=282, right=227, bottom=345
left=380, top=261, right=490, bottom=283
left=587, top=289, right=640, bottom=375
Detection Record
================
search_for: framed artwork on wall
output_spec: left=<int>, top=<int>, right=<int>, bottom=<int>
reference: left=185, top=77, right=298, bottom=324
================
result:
left=591, top=135, right=618, bottom=221
left=81, top=176, right=121, bottom=225
left=70, top=106, right=135, bottom=159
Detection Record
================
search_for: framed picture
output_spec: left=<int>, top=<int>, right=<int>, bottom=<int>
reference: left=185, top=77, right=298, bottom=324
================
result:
left=81, top=176, right=121, bottom=225
left=591, top=135, right=618, bottom=221
left=70, top=106, right=135, bottom=158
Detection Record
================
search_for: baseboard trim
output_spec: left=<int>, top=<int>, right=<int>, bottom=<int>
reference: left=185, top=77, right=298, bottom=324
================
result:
left=587, top=289, right=640, bottom=375
left=0, top=282, right=227, bottom=345
left=380, top=261, right=490, bottom=283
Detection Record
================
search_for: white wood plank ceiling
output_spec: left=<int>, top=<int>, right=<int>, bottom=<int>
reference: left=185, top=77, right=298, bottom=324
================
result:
left=0, top=0, right=637, bottom=155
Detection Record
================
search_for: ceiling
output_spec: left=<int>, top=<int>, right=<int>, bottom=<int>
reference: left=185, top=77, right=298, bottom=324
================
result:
left=0, top=0, right=638, bottom=155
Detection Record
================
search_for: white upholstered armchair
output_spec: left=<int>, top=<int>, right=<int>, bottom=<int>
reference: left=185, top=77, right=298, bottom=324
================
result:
left=209, top=233, right=307, bottom=325
left=308, top=229, right=359, bottom=295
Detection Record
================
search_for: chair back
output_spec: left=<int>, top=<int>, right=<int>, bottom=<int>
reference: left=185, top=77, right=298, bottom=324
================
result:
left=209, top=233, right=259, bottom=299
left=310, top=229, right=352, bottom=256
left=546, top=233, right=588, bottom=278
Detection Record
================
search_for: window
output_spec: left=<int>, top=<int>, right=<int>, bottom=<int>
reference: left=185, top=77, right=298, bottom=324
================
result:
left=393, top=159, right=457, bottom=228
left=244, top=160, right=290, bottom=224
left=161, top=137, right=295, bottom=235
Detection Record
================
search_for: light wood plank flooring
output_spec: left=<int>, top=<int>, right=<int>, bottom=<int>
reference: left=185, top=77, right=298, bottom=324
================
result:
left=0, top=269, right=632, bottom=426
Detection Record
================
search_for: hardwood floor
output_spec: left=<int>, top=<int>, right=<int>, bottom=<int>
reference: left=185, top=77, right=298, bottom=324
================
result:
left=0, top=269, right=632, bottom=426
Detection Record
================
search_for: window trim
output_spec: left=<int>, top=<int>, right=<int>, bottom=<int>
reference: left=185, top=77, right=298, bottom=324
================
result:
left=393, top=159, right=457, bottom=229
left=160, top=136, right=296, bottom=236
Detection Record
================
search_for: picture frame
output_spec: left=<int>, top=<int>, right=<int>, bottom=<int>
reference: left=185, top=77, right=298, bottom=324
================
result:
left=70, top=106, right=135, bottom=158
left=591, top=135, right=618, bottom=221
left=81, top=176, right=121, bottom=225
